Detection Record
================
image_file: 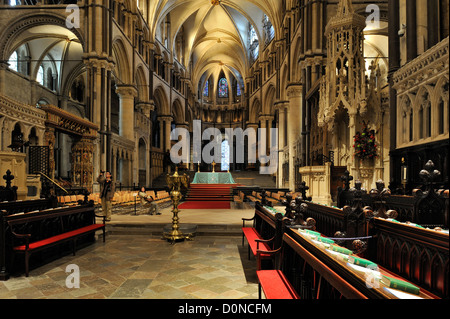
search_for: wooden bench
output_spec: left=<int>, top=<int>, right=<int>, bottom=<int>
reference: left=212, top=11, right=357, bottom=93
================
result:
left=0, top=197, right=56, bottom=215
left=4, top=204, right=105, bottom=277
left=241, top=226, right=271, bottom=260
left=242, top=212, right=285, bottom=263
left=246, top=191, right=259, bottom=202
left=233, top=191, right=245, bottom=203
left=256, top=269, right=300, bottom=299
left=254, top=216, right=299, bottom=299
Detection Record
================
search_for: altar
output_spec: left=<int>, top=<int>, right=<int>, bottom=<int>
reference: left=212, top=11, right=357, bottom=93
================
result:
left=192, top=172, right=235, bottom=184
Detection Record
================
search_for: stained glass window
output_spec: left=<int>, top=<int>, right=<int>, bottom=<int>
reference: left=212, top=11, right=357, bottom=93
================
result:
left=203, top=80, right=209, bottom=97
left=218, top=78, right=228, bottom=98
left=221, top=140, right=230, bottom=171
left=236, top=83, right=241, bottom=96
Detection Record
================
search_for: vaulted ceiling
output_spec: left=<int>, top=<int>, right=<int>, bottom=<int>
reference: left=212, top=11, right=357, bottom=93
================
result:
left=147, top=0, right=283, bottom=93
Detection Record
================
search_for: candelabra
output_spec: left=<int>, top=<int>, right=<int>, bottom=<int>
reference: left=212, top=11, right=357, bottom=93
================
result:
left=163, top=167, right=190, bottom=243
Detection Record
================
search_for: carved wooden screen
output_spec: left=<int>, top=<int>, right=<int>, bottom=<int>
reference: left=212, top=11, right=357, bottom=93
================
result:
left=28, top=146, right=50, bottom=175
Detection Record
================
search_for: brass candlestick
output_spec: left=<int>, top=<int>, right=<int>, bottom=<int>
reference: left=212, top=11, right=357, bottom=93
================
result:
left=163, top=167, right=190, bottom=244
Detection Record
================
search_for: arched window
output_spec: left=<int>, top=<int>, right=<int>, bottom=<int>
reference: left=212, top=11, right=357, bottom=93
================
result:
left=36, top=66, right=44, bottom=85
left=203, top=80, right=209, bottom=97
left=47, top=68, right=54, bottom=90
left=263, top=14, right=275, bottom=45
left=218, top=78, right=228, bottom=98
left=236, top=83, right=241, bottom=96
left=221, top=140, right=230, bottom=171
left=249, top=24, right=259, bottom=60
left=8, top=51, right=18, bottom=72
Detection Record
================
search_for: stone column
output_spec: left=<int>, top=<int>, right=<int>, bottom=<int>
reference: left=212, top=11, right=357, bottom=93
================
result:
left=116, top=85, right=137, bottom=142
left=0, top=61, right=8, bottom=95
left=388, top=0, right=400, bottom=189
left=406, top=0, right=417, bottom=62
left=287, top=84, right=303, bottom=191
left=85, top=59, right=114, bottom=177
left=275, top=102, right=287, bottom=188
left=158, top=115, right=173, bottom=153
left=245, top=122, right=259, bottom=170
left=348, top=110, right=358, bottom=180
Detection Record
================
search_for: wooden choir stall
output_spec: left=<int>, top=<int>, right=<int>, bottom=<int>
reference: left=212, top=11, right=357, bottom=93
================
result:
left=245, top=161, right=448, bottom=299
left=0, top=171, right=105, bottom=281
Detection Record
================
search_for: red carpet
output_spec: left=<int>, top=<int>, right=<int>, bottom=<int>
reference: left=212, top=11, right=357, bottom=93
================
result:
left=178, top=201, right=231, bottom=209
left=179, top=183, right=236, bottom=209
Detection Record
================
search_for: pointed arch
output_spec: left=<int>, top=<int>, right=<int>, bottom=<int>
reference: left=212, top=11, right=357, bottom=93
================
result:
left=112, top=37, right=132, bottom=84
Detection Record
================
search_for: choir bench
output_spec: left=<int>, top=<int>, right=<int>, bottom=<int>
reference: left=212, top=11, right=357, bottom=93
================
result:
left=242, top=210, right=286, bottom=265
left=256, top=269, right=300, bottom=299
left=2, top=204, right=105, bottom=277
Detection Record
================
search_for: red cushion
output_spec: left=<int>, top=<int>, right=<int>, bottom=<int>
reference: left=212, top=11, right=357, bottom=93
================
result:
left=13, top=224, right=104, bottom=251
left=257, top=270, right=300, bottom=299
left=242, top=227, right=260, bottom=241
left=242, top=227, right=271, bottom=256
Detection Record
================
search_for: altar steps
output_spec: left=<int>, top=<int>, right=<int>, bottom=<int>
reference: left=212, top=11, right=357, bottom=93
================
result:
left=185, top=184, right=235, bottom=202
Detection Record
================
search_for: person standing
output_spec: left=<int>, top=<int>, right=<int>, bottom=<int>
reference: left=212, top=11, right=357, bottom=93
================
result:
left=97, top=171, right=114, bottom=221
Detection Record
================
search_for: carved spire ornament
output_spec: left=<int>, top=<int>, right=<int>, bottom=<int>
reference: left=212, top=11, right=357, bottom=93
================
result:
left=318, top=0, right=367, bottom=128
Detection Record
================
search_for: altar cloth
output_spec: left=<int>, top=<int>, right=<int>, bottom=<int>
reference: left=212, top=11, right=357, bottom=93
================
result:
left=192, top=172, right=235, bottom=184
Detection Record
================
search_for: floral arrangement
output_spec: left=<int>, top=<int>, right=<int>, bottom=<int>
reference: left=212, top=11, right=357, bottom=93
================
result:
left=353, top=121, right=378, bottom=160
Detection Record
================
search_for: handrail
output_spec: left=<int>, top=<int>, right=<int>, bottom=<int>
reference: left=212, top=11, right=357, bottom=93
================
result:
left=38, top=171, right=69, bottom=194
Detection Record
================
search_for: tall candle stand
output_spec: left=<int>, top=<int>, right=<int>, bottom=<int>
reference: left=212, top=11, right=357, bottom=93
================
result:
left=163, top=167, right=190, bottom=244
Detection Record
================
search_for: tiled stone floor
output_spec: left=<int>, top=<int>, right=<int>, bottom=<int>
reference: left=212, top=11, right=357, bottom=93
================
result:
left=0, top=231, right=259, bottom=299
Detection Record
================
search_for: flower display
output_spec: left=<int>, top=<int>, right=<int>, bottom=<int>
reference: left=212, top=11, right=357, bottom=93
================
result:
left=353, top=121, right=378, bottom=160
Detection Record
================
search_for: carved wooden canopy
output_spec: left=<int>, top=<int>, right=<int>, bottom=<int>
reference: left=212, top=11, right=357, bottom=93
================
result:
left=40, top=105, right=98, bottom=139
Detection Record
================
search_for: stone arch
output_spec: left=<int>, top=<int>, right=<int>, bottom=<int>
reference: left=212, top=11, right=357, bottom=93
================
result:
left=135, top=65, right=149, bottom=102
left=249, top=99, right=261, bottom=123
left=263, top=84, right=276, bottom=115
left=414, top=86, right=432, bottom=140
left=290, top=35, right=303, bottom=83
left=172, top=99, right=184, bottom=124
left=112, top=38, right=132, bottom=84
left=0, top=12, right=85, bottom=61
left=62, top=63, right=87, bottom=101
left=433, top=76, right=449, bottom=136
left=153, top=85, right=169, bottom=115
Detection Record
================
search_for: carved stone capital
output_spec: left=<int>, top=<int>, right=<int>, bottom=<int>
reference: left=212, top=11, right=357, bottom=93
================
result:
left=286, top=84, right=303, bottom=99
left=115, top=85, right=138, bottom=98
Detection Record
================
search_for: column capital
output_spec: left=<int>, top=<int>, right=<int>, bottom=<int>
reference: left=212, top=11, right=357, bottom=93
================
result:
left=158, top=115, right=173, bottom=122
left=83, top=54, right=115, bottom=71
left=286, top=83, right=303, bottom=99
left=115, top=85, right=138, bottom=98
left=259, top=114, right=274, bottom=122
left=274, top=100, right=289, bottom=111
left=245, top=122, right=259, bottom=129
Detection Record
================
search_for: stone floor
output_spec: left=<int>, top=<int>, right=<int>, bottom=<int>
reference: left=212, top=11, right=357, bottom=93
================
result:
left=0, top=202, right=263, bottom=299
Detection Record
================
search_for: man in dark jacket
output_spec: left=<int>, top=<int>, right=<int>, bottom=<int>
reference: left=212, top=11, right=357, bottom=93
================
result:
left=97, top=171, right=114, bottom=221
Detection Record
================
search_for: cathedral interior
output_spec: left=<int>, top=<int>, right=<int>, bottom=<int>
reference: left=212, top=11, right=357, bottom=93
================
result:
left=0, top=0, right=449, bottom=303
